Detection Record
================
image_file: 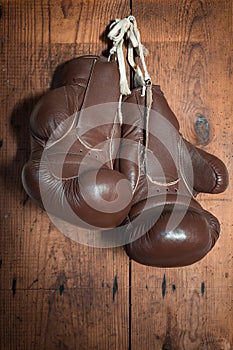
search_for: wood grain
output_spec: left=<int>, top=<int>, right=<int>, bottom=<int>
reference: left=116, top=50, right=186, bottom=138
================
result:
left=0, top=1, right=130, bottom=349
left=131, top=1, right=233, bottom=349
left=0, top=0, right=232, bottom=349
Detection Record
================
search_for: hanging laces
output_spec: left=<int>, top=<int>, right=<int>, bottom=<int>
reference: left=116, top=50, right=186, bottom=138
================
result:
left=108, top=16, right=152, bottom=99
left=108, top=18, right=132, bottom=95
left=108, top=16, right=153, bottom=177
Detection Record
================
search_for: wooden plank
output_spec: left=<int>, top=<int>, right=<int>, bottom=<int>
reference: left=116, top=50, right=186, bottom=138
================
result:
left=131, top=0, right=233, bottom=349
left=1, top=1, right=232, bottom=349
left=0, top=1, right=130, bottom=349
left=0, top=285, right=128, bottom=350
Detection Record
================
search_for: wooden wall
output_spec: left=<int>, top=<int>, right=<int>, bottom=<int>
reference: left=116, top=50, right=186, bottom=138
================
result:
left=0, top=1, right=232, bottom=349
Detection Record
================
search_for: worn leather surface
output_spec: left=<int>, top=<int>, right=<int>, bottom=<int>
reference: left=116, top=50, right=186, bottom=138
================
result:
left=22, top=56, right=132, bottom=229
left=120, top=85, right=229, bottom=267
left=22, top=57, right=229, bottom=267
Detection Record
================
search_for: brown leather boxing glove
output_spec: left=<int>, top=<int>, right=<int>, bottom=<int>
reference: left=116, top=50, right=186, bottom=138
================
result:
left=118, top=85, right=229, bottom=267
left=22, top=56, right=132, bottom=229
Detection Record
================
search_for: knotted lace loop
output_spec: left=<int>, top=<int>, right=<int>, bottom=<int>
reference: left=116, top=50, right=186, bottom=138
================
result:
left=108, top=16, right=152, bottom=96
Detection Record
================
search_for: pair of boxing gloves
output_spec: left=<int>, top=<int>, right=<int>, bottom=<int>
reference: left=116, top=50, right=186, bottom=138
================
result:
left=22, top=55, right=229, bottom=267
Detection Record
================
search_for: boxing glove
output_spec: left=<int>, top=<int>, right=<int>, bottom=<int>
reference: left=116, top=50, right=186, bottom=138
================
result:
left=118, top=85, right=229, bottom=267
left=22, top=56, right=133, bottom=229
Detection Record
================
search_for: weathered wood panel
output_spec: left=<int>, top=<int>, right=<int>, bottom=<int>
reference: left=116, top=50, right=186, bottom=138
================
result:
left=0, top=0, right=232, bottom=349
left=0, top=1, right=130, bottom=349
left=131, top=1, right=233, bottom=349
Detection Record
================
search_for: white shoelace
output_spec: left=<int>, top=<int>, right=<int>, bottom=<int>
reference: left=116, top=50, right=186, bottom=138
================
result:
left=108, top=18, right=183, bottom=190
left=108, top=16, right=152, bottom=98
left=108, top=16, right=153, bottom=178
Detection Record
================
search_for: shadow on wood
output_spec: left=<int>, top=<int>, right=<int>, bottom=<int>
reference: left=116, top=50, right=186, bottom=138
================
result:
left=3, top=60, right=76, bottom=196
